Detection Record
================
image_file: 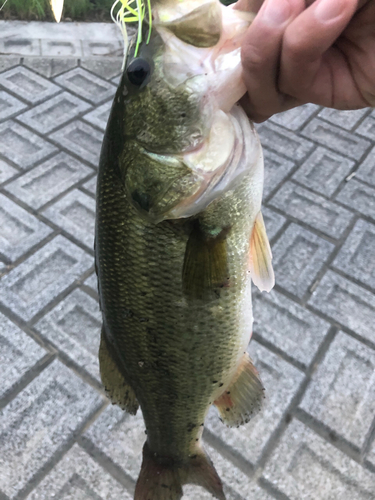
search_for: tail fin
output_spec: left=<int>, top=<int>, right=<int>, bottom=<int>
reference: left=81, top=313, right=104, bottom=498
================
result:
left=134, top=442, right=226, bottom=500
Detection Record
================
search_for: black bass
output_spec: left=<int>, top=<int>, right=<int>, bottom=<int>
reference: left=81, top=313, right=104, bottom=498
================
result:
left=95, top=0, right=275, bottom=499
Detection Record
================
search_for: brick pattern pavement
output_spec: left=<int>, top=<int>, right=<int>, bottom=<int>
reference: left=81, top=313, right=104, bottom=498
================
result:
left=0, top=45, right=375, bottom=500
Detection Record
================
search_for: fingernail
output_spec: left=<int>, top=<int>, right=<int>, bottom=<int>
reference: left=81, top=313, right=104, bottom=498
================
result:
left=315, top=0, right=345, bottom=22
left=262, top=0, right=291, bottom=26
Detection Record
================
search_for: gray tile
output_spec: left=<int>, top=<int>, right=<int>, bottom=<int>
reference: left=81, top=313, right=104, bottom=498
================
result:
left=272, top=223, right=334, bottom=297
left=0, top=121, right=57, bottom=169
left=35, top=289, right=101, bottom=381
left=84, top=272, right=98, bottom=293
left=5, top=152, right=93, bottom=210
left=82, top=100, right=112, bottom=131
left=0, top=38, right=41, bottom=56
left=42, top=189, right=95, bottom=250
left=300, top=332, right=375, bottom=451
left=293, top=147, right=354, bottom=197
left=333, top=219, right=375, bottom=290
left=17, top=92, right=91, bottom=134
left=0, top=56, right=21, bottom=73
left=336, top=179, right=375, bottom=220
left=54, top=68, right=116, bottom=105
left=309, top=270, right=375, bottom=345
left=253, top=289, right=330, bottom=368
left=0, top=360, right=102, bottom=499
left=0, top=90, right=27, bottom=121
left=269, top=103, right=319, bottom=131
left=205, top=341, right=304, bottom=465
left=0, top=235, right=91, bottom=321
left=257, top=122, right=315, bottom=161
left=318, top=108, right=369, bottom=131
left=0, top=159, right=18, bottom=184
left=368, top=440, right=375, bottom=470
left=80, top=58, right=123, bottom=80
left=26, top=444, right=132, bottom=500
left=23, top=57, right=78, bottom=78
left=301, top=118, right=371, bottom=161
left=355, top=114, right=375, bottom=140
left=356, top=147, right=375, bottom=187
left=0, top=194, right=52, bottom=262
left=49, top=120, right=103, bottom=167
left=0, top=311, right=46, bottom=401
left=263, top=419, right=375, bottom=500
left=263, top=149, right=295, bottom=198
left=82, top=174, right=97, bottom=197
left=82, top=40, right=123, bottom=58
left=41, top=39, right=83, bottom=57
left=262, top=207, right=286, bottom=241
left=0, top=66, right=60, bottom=104
left=269, top=182, right=354, bottom=239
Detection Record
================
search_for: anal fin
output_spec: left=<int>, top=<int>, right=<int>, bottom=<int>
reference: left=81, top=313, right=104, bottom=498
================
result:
left=99, top=327, right=139, bottom=415
left=214, top=352, right=264, bottom=427
left=249, top=211, right=275, bottom=292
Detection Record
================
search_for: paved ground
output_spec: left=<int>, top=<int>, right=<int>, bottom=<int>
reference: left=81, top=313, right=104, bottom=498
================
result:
left=1, top=20, right=375, bottom=500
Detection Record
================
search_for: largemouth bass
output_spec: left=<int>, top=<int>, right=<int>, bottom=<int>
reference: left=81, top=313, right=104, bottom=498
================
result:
left=94, top=1, right=275, bottom=499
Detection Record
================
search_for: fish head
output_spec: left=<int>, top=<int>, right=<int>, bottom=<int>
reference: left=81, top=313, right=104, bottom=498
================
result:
left=116, top=0, right=256, bottom=222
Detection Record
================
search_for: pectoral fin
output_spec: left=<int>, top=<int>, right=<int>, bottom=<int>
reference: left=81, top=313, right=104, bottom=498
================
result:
left=249, top=212, right=275, bottom=292
left=99, top=328, right=139, bottom=415
left=214, top=353, right=264, bottom=427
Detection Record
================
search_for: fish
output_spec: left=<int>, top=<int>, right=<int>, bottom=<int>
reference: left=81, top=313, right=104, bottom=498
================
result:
left=93, top=1, right=275, bottom=499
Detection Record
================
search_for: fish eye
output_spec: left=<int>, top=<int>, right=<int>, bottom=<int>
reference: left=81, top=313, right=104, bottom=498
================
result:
left=126, top=58, right=151, bottom=88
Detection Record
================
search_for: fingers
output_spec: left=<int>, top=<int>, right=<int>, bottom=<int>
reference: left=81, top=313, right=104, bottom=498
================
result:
left=240, top=0, right=305, bottom=121
left=279, top=0, right=358, bottom=99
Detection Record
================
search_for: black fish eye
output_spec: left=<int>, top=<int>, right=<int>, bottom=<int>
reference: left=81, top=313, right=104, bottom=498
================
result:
left=126, top=58, right=151, bottom=87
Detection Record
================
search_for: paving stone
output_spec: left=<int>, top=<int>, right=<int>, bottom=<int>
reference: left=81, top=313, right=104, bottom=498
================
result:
left=318, top=107, right=370, bottom=130
left=5, top=152, right=93, bottom=210
left=41, top=39, right=83, bottom=57
left=300, top=332, right=375, bottom=451
left=42, top=189, right=96, bottom=250
left=26, top=443, right=132, bottom=500
left=301, top=118, right=372, bottom=161
left=355, top=146, right=375, bottom=187
left=269, top=181, right=354, bottom=239
left=271, top=223, right=334, bottom=298
left=0, top=235, right=92, bottom=321
left=253, top=288, right=330, bottom=368
left=355, top=114, right=375, bottom=140
left=0, top=311, right=47, bottom=401
left=293, top=147, right=355, bottom=197
left=367, top=439, right=375, bottom=470
left=54, top=67, right=116, bottom=105
left=256, top=122, right=315, bottom=161
left=23, top=57, right=78, bottom=78
left=309, top=270, right=375, bottom=345
left=17, top=92, right=91, bottom=135
left=0, top=360, right=103, bottom=499
left=35, top=289, right=101, bottom=381
left=80, top=57, right=123, bottom=80
left=205, top=341, right=304, bottom=465
left=82, top=174, right=97, bottom=197
left=49, top=120, right=104, bottom=167
left=336, top=179, right=375, bottom=220
left=82, top=40, right=123, bottom=58
left=112, top=74, right=121, bottom=85
left=0, top=66, right=60, bottom=104
left=269, top=103, right=319, bottom=131
left=82, top=100, right=112, bottom=131
left=263, top=149, right=295, bottom=198
left=0, top=38, right=41, bottom=56
left=83, top=272, right=98, bottom=293
left=0, top=56, right=21, bottom=73
left=0, top=158, right=18, bottom=184
left=333, top=219, right=375, bottom=290
left=0, top=90, right=27, bottom=121
left=0, top=194, right=52, bottom=262
left=0, top=121, right=57, bottom=169
left=263, top=419, right=375, bottom=500
left=262, top=207, right=286, bottom=241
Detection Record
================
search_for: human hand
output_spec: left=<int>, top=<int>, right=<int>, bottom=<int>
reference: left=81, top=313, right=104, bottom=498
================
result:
left=236, top=0, right=375, bottom=122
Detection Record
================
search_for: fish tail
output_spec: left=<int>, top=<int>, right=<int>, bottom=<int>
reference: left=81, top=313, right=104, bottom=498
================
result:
left=134, top=442, right=226, bottom=500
